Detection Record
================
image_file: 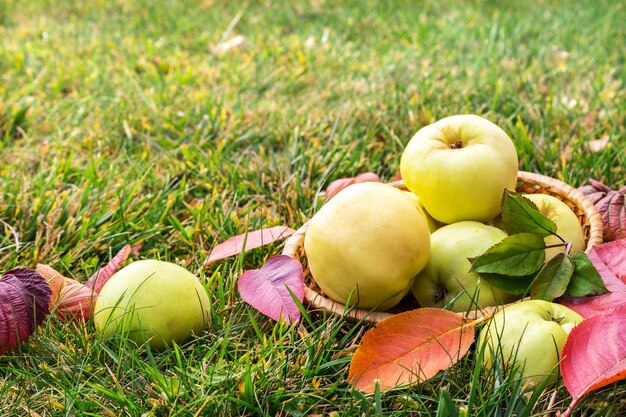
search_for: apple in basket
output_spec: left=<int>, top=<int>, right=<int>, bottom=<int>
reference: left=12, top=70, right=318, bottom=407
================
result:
left=304, top=182, right=431, bottom=311
left=412, top=221, right=519, bottom=312
left=400, top=114, right=519, bottom=224
left=522, top=193, right=586, bottom=260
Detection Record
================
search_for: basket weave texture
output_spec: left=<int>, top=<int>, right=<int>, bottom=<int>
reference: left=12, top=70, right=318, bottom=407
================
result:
left=281, top=171, right=603, bottom=324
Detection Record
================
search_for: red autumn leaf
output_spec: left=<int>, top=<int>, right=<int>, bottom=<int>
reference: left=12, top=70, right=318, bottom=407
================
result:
left=578, top=180, right=626, bottom=241
left=205, top=226, right=295, bottom=265
left=238, top=255, right=304, bottom=324
left=348, top=308, right=477, bottom=393
left=86, top=244, right=132, bottom=293
left=559, top=307, right=626, bottom=417
left=324, top=172, right=382, bottom=200
left=0, top=269, right=51, bottom=354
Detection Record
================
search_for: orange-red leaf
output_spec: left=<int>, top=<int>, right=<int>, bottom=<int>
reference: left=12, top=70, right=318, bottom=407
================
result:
left=560, top=307, right=626, bottom=417
left=55, top=280, right=96, bottom=322
left=35, top=264, right=66, bottom=307
left=204, top=226, right=295, bottom=265
left=348, top=308, right=477, bottom=393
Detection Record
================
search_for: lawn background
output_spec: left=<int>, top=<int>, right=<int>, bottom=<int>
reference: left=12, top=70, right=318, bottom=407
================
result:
left=1, top=0, right=625, bottom=415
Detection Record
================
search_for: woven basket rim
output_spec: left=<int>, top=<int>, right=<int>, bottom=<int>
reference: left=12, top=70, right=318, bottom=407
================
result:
left=282, top=171, right=603, bottom=324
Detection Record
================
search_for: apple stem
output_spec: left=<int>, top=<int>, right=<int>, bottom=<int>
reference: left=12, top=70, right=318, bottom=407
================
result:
left=451, top=140, right=463, bottom=149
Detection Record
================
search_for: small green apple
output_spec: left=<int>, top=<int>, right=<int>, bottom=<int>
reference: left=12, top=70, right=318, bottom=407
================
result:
left=304, top=182, right=431, bottom=311
left=523, top=193, right=586, bottom=260
left=412, top=221, right=518, bottom=312
left=478, top=299, right=583, bottom=385
left=94, top=260, right=211, bottom=349
left=400, top=114, right=518, bottom=224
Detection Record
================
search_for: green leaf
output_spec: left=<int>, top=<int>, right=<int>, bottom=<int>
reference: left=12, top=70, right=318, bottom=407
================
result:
left=478, top=272, right=536, bottom=295
left=469, top=233, right=546, bottom=276
left=501, top=190, right=558, bottom=238
left=565, top=252, right=609, bottom=297
left=530, top=253, right=574, bottom=301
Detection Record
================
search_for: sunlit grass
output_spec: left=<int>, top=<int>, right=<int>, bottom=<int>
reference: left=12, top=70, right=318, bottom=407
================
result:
left=0, top=0, right=625, bottom=415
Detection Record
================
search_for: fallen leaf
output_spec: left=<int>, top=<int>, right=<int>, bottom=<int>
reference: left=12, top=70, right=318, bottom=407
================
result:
left=559, top=307, right=626, bottom=417
left=214, top=35, right=246, bottom=54
left=86, top=244, right=131, bottom=293
left=55, top=280, right=96, bottom=321
left=558, top=240, right=626, bottom=318
left=35, top=264, right=66, bottom=306
left=324, top=172, right=381, bottom=200
left=559, top=292, right=626, bottom=319
left=36, top=246, right=134, bottom=323
left=587, top=240, right=626, bottom=292
left=578, top=180, right=626, bottom=242
left=238, top=255, right=304, bottom=323
left=584, top=136, right=610, bottom=153
left=0, top=269, right=51, bottom=354
left=205, top=226, right=295, bottom=265
left=348, top=308, right=477, bottom=393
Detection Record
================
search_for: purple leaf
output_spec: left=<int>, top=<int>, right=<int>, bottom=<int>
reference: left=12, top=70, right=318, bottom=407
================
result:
left=86, top=244, right=132, bottom=293
left=205, top=226, right=295, bottom=265
left=0, top=269, right=51, bottom=354
left=238, top=255, right=304, bottom=324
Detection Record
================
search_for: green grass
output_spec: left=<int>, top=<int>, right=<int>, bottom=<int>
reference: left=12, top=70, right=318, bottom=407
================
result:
left=0, top=0, right=625, bottom=415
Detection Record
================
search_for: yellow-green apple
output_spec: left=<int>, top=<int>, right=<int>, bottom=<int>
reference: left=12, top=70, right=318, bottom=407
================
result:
left=523, top=193, right=586, bottom=260
left=94, top=260, right=211, bottom=349
left=412, top=221, right=518, bottom=312
left=478, top=299, right=583, bottom=385
left=304, top=182, right=431, bottom=310
left=400, top=115, right=518, bottom=224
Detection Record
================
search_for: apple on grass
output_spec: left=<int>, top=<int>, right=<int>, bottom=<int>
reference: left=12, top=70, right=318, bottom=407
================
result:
left=400, top=114, right=518, bottom=224
left=522, top=193, right=586, bottom=259
left=412, top=221, right=519, bottom=312
left=478, top=300, right=583, bottom=385
left=94, top=260, right=211, bottom=350
left=304, top=182, right=431, bottom=311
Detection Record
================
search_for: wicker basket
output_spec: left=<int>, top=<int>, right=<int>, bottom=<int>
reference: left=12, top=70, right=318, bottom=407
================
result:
left=282, top=171, right=604, bottom=324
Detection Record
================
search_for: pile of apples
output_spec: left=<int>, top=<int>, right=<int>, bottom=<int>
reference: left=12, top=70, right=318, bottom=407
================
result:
left=304, top=114, right=587, bottom=384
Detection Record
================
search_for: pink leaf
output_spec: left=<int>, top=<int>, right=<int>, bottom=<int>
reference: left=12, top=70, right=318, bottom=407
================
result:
left=560, top=292, right=626, bottom=319
left=86, top=245, right=132, bottom=293
left=205, top=226, right=295, bottom=265
left=325, top=172, right=381, bottom=200
left=559, top=239, right=626, bottom=318
left=587, top=241, right=626, bottom=292
left=560, top=307, right=626, bottom=417
left=238, top=255, right=304, bottom=324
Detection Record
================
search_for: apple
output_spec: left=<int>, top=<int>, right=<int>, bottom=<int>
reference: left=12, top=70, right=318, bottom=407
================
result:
left=478, top=300, right=583, bottom=385
left=522, top=193, right=586, bottom=260
left=304, top=182, right=431, bottom=311
left=400, top=114, right=518, bottom=224
left=94, top=260, right=211, bottom=349
left=412, top=221, right=518, bottom=312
